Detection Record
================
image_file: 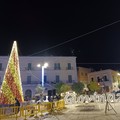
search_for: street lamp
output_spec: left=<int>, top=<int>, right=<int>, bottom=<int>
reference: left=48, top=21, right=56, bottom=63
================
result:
left=117, top=73, right=120, bottom=76
left=37, top=63, right=48, bottom=87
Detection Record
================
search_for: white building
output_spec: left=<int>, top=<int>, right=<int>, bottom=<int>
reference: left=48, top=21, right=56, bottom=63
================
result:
left=0, top=56, right=77, bottom=98
left=88, top=69, right=120, bottom=92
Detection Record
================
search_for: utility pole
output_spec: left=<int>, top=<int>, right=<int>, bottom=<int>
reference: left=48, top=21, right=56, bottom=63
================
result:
left=100, top=77, right=117, bottom=114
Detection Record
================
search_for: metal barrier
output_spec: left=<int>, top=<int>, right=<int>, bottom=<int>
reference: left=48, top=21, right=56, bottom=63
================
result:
left=0, top=106, right=21, bottom=119
left=0, top=99, right=65, bottom=120
left=54, top=99, right=65, bottom=110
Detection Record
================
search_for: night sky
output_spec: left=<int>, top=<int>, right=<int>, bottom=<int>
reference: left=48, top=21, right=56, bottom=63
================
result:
left=1, top=1, right=120, bottom=70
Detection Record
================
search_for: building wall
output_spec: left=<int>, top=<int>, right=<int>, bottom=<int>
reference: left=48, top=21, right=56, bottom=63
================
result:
left=77, top=67, right=92, bottom=84
left=111, top=71, right=120, bottom=91
left=88, top=69, right=120, bottom=92
left=0, top=56, right=77, bottom=98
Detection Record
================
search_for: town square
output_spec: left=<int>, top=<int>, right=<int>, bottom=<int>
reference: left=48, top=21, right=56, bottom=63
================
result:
left=1, top=1, right=120, bottom=120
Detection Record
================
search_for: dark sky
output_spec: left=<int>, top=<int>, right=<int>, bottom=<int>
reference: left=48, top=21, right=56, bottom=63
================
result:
left=1, top=1, right=120, bottom=70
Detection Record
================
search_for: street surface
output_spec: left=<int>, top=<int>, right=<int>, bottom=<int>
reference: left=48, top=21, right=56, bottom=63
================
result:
left=2, top=102, right=120, bottom=120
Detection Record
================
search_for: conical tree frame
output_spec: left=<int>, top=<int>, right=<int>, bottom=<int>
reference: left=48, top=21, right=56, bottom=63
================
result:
left=0, top=41, right=24, bottom=104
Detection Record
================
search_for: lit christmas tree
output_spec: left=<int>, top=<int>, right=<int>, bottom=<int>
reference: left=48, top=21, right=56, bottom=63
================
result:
left=0, top=41, right=24, bottom=104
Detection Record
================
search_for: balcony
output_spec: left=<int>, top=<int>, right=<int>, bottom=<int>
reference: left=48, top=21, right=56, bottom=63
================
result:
left=66, top=80, right=73, bottom=84
left=22, top=81, right=50, bottom=85
left=66, top=67, right=73, bottom=70
left=24, top=67, right=34, bottom=71
left=22, top=81, right=39, bottom=85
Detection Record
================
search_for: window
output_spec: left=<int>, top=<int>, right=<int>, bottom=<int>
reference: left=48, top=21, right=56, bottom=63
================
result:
left=97, top=77, right=100, bottom=82
left=54, top=63, right=60, bottom=70
left=91, top=77, right=94, bottom=81
left=56, top=75, right=60, bottom=83
left=28, top=63, right=32, bottom=70
left=0, top=76, right=1, bottom=85
left=103, top=76, right=108, bottom=81
left=112, top=76, right=115, bottom=82
left=54, top=63, right=57, bottom=70
left=67, top=63, right=72, bottom=70
left=27, top=76, right=31, bottom=84
left=81, top=72, right=83, bottom=76
left=0, top=63, right=2, bottom=71
left=68, top=75, right=72, bottom=83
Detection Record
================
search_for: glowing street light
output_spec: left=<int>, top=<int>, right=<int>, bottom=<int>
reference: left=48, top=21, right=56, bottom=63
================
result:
left=117, top=73, right=120, bottom=76
left=37, top=63, right=48, bottom=87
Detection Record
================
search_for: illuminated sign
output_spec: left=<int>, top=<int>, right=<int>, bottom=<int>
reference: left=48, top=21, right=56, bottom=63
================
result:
left=64, top=92, right=120, bottom=104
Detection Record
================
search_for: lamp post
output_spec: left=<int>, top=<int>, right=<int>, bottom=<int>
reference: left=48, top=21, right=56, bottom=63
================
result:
left=37, top=63, right=48, bottom=87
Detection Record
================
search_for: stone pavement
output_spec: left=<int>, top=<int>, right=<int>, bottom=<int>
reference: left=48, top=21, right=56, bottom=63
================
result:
left=2, top=102, right=120, bottom=120
left=59, top=103, right=120, bottom=120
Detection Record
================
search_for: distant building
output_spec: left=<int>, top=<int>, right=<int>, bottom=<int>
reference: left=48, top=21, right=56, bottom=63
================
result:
left=88, top=69, right=120, bottom=92
left=77, top=67, right=92, bottom=84
left=0, top=56, right=77, bottom=98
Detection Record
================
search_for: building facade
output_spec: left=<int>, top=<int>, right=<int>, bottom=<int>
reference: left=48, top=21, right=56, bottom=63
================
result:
left=0, top=56, right=77, bottom=98
left=77, top=67, right=92, bottom=84
left=88, top=69, right=120, bottom=92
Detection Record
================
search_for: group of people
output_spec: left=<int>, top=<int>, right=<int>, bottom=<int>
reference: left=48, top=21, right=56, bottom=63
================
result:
left=36, top=94, right=61, bottom=104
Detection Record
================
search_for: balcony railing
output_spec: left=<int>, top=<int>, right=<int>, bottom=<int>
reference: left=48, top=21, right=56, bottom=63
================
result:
left=22, top=81, right=39, bottom=85
left=22, top=81, right=50, bottom=85
left=66, top=80, right=73, bottom=84
left=24, top=67, right=34, bottom=71
left=66, top=67, right=73, bottom=70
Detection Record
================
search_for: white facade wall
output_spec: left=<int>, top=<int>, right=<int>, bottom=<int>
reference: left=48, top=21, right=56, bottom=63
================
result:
left=0, top=56, right=77, bottom=98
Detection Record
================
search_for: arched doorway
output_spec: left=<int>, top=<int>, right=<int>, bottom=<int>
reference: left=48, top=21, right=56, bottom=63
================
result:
left=25, top=89, right=32, bottom=100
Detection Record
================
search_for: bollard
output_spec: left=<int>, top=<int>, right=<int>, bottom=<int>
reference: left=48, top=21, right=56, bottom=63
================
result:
left=20, top=107, right=24, bottom=117
left=34, top=107, right=39, bottom=119
left=24, top=106, right=27, bottom=120
left=38, top=104, right=40, bottom=112
left=15, top=106, right=18, bottom=120
left=15, top=112, right=18, bottom=120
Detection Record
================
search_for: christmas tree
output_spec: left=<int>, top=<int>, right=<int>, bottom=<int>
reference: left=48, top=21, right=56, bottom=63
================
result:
left=0, top=41, right=24, bottom=104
